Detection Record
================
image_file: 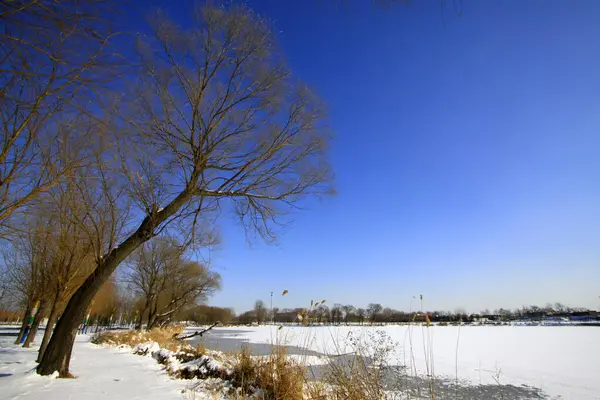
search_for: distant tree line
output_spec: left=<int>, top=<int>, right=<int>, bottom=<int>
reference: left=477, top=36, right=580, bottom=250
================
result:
left=232, top=301, right=597, bottom=325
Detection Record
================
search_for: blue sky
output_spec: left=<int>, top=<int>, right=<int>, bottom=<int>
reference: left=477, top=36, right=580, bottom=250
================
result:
left=125, top=1, right=600, bottom=313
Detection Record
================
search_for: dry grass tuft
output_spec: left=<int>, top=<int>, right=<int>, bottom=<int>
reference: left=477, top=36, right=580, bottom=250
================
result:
left=321, top=329, right=401, bottom=400
left=233, top=346, right=258, bottom=390
left=92, top=326, right=188, bottom=352
left=325, top=358, right=384, bottom=400
left=232, top=345, right=306, bottom=400
left=304, top=381, right=329, bottom=400
left=195, top=342, right=207, bottom=355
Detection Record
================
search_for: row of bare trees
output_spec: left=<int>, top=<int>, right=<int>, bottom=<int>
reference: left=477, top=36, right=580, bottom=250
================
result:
left=236, top=302, right=596, bottom=325
left=3, top=188, right=96, bottom=358
left=1, top=220, right=221, bottom=349
left=0, top=0, right=332, bottom=377
left=183, top=305, right=236, bottom=325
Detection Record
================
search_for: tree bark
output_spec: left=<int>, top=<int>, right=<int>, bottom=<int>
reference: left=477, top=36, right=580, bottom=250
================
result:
left=146, top=316, right=154, bottom=330
left=36, top=189, right=193, bottom=376
left=138, top=298, right=151, bottom=330
left=14, top=302, right=32, bottom=345
left=146, top=301, right=158, bottom=330
left=23, top=300, right=47, bottom=348
left=135, top=309, right=144, bottom=330
left=37, top=295, right=60, bottom=362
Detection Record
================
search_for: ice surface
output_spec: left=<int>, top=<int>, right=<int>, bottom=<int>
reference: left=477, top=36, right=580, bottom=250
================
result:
left=209, top=324, right=600, bottom=399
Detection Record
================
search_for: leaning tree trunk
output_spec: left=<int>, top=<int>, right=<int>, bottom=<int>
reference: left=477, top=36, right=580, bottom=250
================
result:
left=37, top=190, right=192, bottom=376
left=37, top=295, right=61, bottom=362
left=35, top=246, right=138, bottom=376
left=14, top=302, right=32, bottom=345
left=23, top=300, right=48, bottom=348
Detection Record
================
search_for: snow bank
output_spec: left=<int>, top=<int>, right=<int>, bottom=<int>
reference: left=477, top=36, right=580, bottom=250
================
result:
left=133, top=341, right=161, bottom=356
left=146, top=345, right=235, bottom=381
left=116, top=339, right=237, bottom=383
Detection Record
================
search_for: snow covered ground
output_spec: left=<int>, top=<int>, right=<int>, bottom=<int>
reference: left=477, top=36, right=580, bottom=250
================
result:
left=201, top=325, right=600, bottom=400
left=0, top=334, right=192, bottom=400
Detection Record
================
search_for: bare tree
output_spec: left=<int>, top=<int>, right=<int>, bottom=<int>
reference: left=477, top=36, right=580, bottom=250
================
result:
left=126, top=237, right=182, bottom=329
left=271, top=307, right=280, bottom=323
left=315, top=304, right=330, bottom=324
left=0, top=1, right=119, bottom=233
left=356, top=308, right=366, bottom=325
left=367, top=303, right=383, bottom=324
left=5, top=218, right=51, bottom=344
left=126, top=237, right=220, bottom=329
left=254, top=300, right=266, bottom=325
left=331, top=303, right=343, bottom=325
left=0, top=247, right=11, bottom=308
left=381, top=307, right=394, bottom=323
left=33, top=184, right=96, bottom=361
left=554, top=303, right=569, bottom=314
left=342, top=304, right=356, bottom=324
left=36, top=138, right=129, bottom=373
left=153, top=260, right=220, bottom=328
left=38, top=4, right=331, bottom=376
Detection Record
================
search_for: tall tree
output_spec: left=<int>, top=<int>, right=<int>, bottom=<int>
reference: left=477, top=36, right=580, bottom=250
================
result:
left=37, top=4, right=331, bottom=376
left=34, top=184, right=96, bottom=360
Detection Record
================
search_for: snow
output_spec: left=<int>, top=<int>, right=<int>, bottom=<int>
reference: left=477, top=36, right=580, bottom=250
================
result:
left=2, top=325, right=598, bottom=399
left=0, top=334, right=191, bottom=400
left=133, top=341, right=161, bottom=355
left=211, top=324, right=600, bottom=400
left=180, top=355, right=230, bottom=375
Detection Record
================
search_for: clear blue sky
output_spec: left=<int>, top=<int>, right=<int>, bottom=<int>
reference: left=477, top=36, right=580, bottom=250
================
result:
left=125, top=1, right=600, bottom=313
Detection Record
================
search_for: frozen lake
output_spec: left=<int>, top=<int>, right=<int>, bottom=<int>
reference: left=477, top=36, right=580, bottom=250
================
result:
left=190, top=324, right=600, bottom=399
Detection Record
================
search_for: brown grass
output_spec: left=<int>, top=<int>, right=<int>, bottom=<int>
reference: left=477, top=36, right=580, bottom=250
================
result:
left=232, top=345, right=307, bottom=400
left=325, top=357, right=385, bottom=400
left=318, top=329, right=401, bottom=400
left=91, top=326, right=189, bottom=352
